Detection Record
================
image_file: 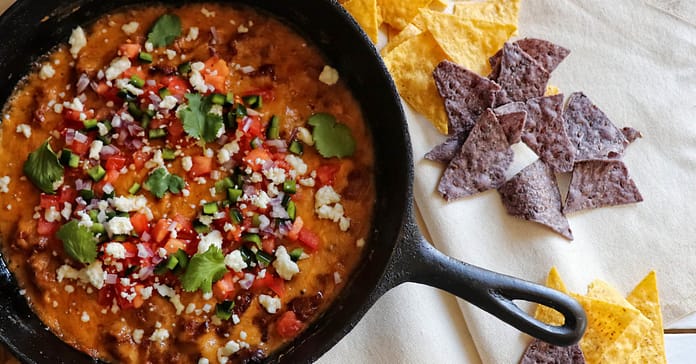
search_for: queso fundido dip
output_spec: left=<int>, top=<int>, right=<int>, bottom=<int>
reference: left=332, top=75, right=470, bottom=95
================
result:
left=0, top=3, right=374, bottom=363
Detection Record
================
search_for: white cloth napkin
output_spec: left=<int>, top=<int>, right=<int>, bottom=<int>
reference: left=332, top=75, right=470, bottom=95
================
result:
left=406, top=0, right=696, bottom=362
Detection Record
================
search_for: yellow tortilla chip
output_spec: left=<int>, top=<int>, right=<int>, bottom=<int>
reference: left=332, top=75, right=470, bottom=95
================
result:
left=343, top=0, right=380, bottom=44
left=587, top=279, right=633, bottom=307
left=419, top=9, right=515, bottom=75
left=378, top=0, right=432, bottom=30
left=428, top=0, right=448, bottom=12
left=626, top=272, right=666, bottom=364
left=534, top=267, right=569, bottom=326
left=572, top=294, right=647, bottom=364
left=545, top=85, right=561, bottom=96
left=453, top=0, right=521, bottom=34
left=383, top=32, right=449, bottom=134
left=381, top=22, right=423, bottom=56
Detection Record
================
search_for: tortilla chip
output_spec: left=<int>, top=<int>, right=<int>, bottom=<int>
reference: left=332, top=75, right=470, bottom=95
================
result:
left=381, top=22, right=423, bottom=56
left=425, top=134, right=465, bottom=164
left=534, top=267, right=569, bottom=326
left=496, top=110, right=526, bottom=144
left=587, top=279, right=633, bottom=307
left=545, top=85, right=561, bottom=96
left=432, top=60, right=501, bottom=135
left=343, top=0, right=380, bottom=43
left=383, top=32, right=449, bottom=134
left=378, top=0, right=431, bottom=30
left=428, top=0, right=448, bottom=12
left=493, top=42, right=550, bottom=105
left=523, top=95, right=576, bottom=173
left=491, top=38, right=570, bottom=75
left=564, top=160, right=643, bottom=213
left=626, top=271, right=666, bottom=364
left=498, top=160, right=573, bottom=240
left=420, top=9, right=516, bottom=75
left=438, top=110, right=513, bottom=200
left=453, top=0, right=521, bottom=31
left=520, top=339, right=586, bottom=364
left=572, top=294, right=646, bottom=364
left=563, top=92, right=628, bottom=161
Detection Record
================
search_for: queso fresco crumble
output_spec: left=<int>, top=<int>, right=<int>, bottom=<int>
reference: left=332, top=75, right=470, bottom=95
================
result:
left=0, top=4, right=374, bottom=363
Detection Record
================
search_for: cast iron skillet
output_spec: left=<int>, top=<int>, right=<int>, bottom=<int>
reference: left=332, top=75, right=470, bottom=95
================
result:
left=0, top=0, right=587, bottom=362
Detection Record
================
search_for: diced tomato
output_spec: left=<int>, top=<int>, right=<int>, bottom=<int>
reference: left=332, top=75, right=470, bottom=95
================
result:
left=287, top=216, right=304, bottom=241
left=132, top=150, right=149, bottom=169
left=276, top=311, right=303, bottom=339
left=239, top=115, right=264, bottom=138
left=121, top=242, right=138, bottom=258
left=69, top=138, right=92, bottom=155
left=122, top=66, right=146, bottom=80
left=161, top=76, right=189, bottom=98
left=242, top=148, right=272, bottom=172
left=37, top=218, right=59, bottom=236
left=254, top=274, right=285, bottom=297
left=130, top=212, right=149, bottom=236
left=316, top=164, right=340, bottom=187
left=103, top=169, right=120, bottom=184
left=59, top=187, right=77, bottom=204
left=172, top=214, right=192, bottom=232
left=105, top=155, right=127, bottom=171
left=115, top=282, right=143, bottom=309
left=118, top=43, right=142, bottom=59
left=131, top=284, right=146, bottom=309
left=190, top=156, right=213, bottom=177
left=151, top=219, right=171, bottom=243
left=261, top=237, right=276, bottom=254
left=168, top=119, right=185, bottom=140
left=298, top=227, right=320, bottom=252
left=40, top=194, right=61, bottom=209
left=63, top=109, right=82, bottom=123
left=163, top=238, right=187, bottom=254
left=203, top=57, right=230, bottom=93
left=213, top=272, right=236, bottom=301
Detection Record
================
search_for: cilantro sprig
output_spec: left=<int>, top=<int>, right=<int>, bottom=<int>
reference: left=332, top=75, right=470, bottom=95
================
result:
left=23, top=139, right=64, bottom=194
left=143, top=168, right=185, bottom=198
left=180, top=93, right=225, bottom=143
left=147, top=14, right=182, bottom=47
left=181, top=245, right=227, bottom=293
left=308, top=113, right=356, bottom=158
left=56, top=220, right=98, bottom=264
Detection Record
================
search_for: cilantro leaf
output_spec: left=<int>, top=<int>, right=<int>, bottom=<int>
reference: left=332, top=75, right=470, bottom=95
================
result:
left=143, top=168, right=186, bottom=198
left=181, top=245, right=227, bottom=293
left=308, top=113, right=356, bottom=158
left=23, top=139, right=64, bottom=194
left=56, top=220, right=98, bottom=264
left=180, top=93, right=224, bottom=143
left=147, top=14, right=182, bottom=47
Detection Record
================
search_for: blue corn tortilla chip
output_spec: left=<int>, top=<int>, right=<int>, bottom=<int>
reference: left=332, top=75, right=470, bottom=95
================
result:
left=491, top=42, right=550, bottom=106
left=522, top=94, right=575, bottom=173
left=563, top=92, right=628, bottom=161
left=438, top=109, right=513, bottom=200
left=564, top=160, right=643, bottom=213
left=494, top=102, right=527, bottom=144
left=425, top=134, right=465, bottom=164
left=498, top=160, right=573, bottom=240
left=622, top=126, right=642, bottom=144
left=519, top=339, right=585, bottom=364
left=433, top=60, right=502, bottom=135
left=490, top=38, right=570, bottom=79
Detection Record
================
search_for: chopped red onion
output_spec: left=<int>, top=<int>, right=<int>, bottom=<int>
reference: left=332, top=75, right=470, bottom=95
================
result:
left=243, top=184, right=256, bottom=196
left=74, top=131, right=88, bottom=143
left=125, top=138, right=144, bottom=150
left=138, top=265, right=154, bottom=280
left=65, top=128, right=76, bottom=144
left=241, top=117, right=253, bottom=132
left=76, top=74, right=90, bottom=93
left=265, top=139, right=287, bottom=152
left=278, top=220, right=292, bottom=236
left=247, top=227, right=259, bottom=234
left=258, top=215, right=271, bottom=230
left=99, top=144, right=120, bottom=158
left=105, top=274, right=118, bottom=285
left=146, top=80, right=156, bottom=87
left=148, top=92, right=162, bottom=105
left=270, top=205, right=289, bottom=219
left=137, top=243, right=153, bottom=259
left=141, top=231, right=151, bottom=242
left=238, top=273, right=255, bottom=290
left=74, top=179, right=92, bottom=191
left=90, top=81, right=100, bottom=93
left=111, top=115, right=122, bottom=128
left=127, top=123, right=143, bottom=136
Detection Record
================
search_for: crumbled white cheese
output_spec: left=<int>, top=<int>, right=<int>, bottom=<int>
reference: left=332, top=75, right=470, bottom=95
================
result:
left=197, top=230, right=223, bottom=254
left=45, top=206, right=61, bottom=223
left=80, top=311, right=90, bottom=322
left=224, top=250, right=247, bottom=273
left=105, top=57, right=132, bottom=81
left=299, top=177, right=315, bottom=187
left=132, top=329, right=144, bottom=344
left=165, top=49, right=177, bottom=60
left=296, top=126, right=314, bottom=146
left=315, top=186, right=341, bottom=208
left=159, top=95, right=178, bottom=110
left=110, top=195, right=147, bottom=212
left=153, top=283, right=185, bottom=314
left=189, top=62, right=211, bottom=93
left=198, top=359, right=210, bottom=364
left=273, top=246, right=299, bottom=281
left=201, top=7, right=216, bottom=18
left=61, top=202, right=73, bottom=220
left=181, top=156, right=193, bottom=172
left=258, top=294, right=281, bottom=314
left=121, top=21, right=139, bottom=35
left=140, top=286, right=153, bottom=300
left=250, top=191, right=271, bottom=209
left=338, top=216, right=351, bottom=232
left=149, top=328, right=170, bottom=342
left=144, top=41, right=154, bottom=52
left=263, top=167, right=286, bottom=185
left=356, top=238, right=365, bottom=248
left=0, top=176, right=9, bottom=193
left=237, top=25, right=249, bottom=33
left=57, top=261, right=106, bottom=289
left=97, top=122, right=109, bottom=136
left=39, top=64, right=56, bottom=80
left=316, top=203, right=345, bottom=222
left=334, top=271, right=342, bottom=284
left=63, top=97, right=84, bottom=112
left=115, top=78, right=144, bottom=96
left=105, top=242, right=127, bottom=259
left=186, top=27, right=199, bottom=41
left=217, top=141, right=240, bottom=164
left=105, top=216, right=134, bottom=236
left=285, top=155, right=308, bottom=176
left=319, top=65, right=339, bottom=85
left=69, top=26, right=87, bottom=58
left=89, top=140, right=103, bottom=160
left=144, top=149, right=165, bottom=170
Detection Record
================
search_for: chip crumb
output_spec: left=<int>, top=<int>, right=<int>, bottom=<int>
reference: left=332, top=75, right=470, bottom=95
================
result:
left=318, top=65, right=339, bottom=85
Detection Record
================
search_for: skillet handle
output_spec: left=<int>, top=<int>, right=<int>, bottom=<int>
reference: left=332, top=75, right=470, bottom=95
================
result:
left=395, top=221, right=586, bottom=346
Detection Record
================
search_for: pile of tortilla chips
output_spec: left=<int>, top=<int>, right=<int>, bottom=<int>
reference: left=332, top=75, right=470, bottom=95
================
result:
left=340, top=0, right=520, bottom=134
left=525, top=268, right=666, bottom=364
